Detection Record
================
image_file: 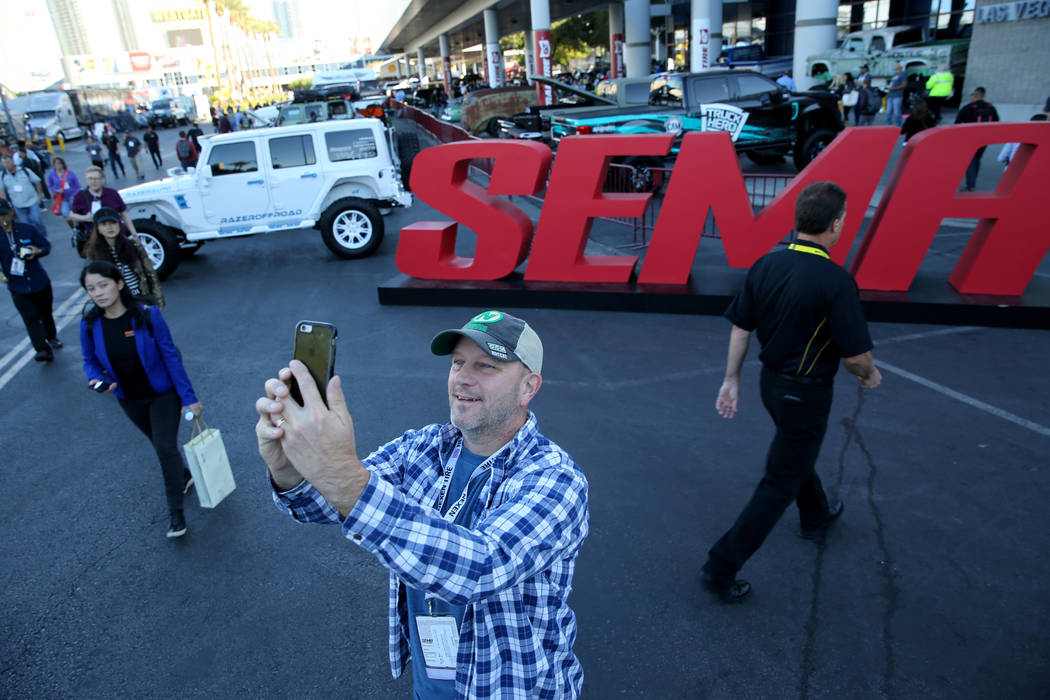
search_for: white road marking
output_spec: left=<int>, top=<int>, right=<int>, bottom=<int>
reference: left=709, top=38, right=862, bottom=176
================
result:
left=0, top=288, right=87, bottom=391
left=873, top=326, right=977, bottom=346
left=874, top=359, right=1050, bottom=438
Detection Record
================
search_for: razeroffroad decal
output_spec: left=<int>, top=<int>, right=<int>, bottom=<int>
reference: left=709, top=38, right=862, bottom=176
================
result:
left=219, top=209, right=303, bottom=224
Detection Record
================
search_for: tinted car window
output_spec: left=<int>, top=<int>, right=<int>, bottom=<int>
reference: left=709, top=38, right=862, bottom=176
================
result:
left=736, top=74, right=778, bottom=100
left=269, top=135, right=316, bottom=169
left=624, top=81, right=650, bottom=104
left=870, top=36, right=886, bottom=52
left=688, top=77, right=731, bottom=105
left=325, top=129, right=377, bottom=162
left=207, top=141, right=258, bottom=176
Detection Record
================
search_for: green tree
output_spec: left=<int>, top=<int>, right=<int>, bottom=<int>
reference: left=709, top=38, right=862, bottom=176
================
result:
left=551, top=10, right=609, bottom=67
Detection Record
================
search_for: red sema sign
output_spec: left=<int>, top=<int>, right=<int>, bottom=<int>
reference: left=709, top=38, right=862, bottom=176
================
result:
left=396, top=125, right=1050, bottom=296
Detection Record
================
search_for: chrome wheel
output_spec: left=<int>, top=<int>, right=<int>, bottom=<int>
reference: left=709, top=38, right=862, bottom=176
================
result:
left=137, top=232, right=166, bottom=269
left=332, top=210, right=373, bottom=251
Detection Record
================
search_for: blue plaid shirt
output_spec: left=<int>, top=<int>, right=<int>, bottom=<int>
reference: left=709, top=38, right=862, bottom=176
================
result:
left=273, top=412, right=589, bottom=698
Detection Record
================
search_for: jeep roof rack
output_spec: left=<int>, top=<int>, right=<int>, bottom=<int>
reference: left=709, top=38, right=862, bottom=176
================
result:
left=292, top=84, right=361, bottom=103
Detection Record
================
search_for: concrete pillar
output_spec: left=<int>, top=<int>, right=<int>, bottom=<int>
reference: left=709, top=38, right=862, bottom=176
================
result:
left=793, top=0, right=837, bottom=89
left=609, top=3, right=625, bottom=78
left=417, top=46, right=426, bottom=83
left=531, top=0, right=553, bottom=105
left=525, top=29, right=535, bottom=85
left=691, top=0, right=723, bottom=72
left=484, top=8, right=504, bottom=88
left=623, top=0, right=651, bottom=77
left=440, top=34, right=452, bottom=95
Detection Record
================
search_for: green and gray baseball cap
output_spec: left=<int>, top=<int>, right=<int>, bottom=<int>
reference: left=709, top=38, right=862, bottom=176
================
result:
left=431, top=310, right=543, bottom=373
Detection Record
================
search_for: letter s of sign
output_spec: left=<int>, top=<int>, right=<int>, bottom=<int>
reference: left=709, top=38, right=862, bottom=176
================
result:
left=396, top=140, right=552, bottom=279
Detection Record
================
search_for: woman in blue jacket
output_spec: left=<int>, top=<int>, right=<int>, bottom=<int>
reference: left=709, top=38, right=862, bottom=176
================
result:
left=79, top=260, right=202, bottom=538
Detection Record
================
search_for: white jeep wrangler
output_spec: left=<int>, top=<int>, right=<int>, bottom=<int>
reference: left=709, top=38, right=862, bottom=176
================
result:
left=120, top=117, right=417, bottom=279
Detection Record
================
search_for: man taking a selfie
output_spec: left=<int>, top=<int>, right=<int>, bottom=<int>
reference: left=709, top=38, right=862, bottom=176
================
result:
left=255, top=311, right=589, bottom=698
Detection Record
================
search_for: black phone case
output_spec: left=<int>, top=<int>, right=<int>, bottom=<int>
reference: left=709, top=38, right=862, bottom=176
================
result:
left=290, top=321, right=338, bottom=407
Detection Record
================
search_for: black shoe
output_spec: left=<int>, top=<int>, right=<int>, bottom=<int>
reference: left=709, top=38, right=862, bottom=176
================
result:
left=183, top=470, right=195, bottom=495
left=167, top=510, right=187, bottom=538
left=47, top=337, right=63, bottom=350
left=800, top=500, right=844, bottom=541
left=34, top=349, right=54, bottom=362
left=702, top=571, right=752, bottom=603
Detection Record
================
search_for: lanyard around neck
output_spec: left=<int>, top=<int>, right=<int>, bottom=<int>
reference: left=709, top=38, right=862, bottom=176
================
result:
left=432, top=439, right=505, bottom=522
left=788, top=242, right=830, bottom=260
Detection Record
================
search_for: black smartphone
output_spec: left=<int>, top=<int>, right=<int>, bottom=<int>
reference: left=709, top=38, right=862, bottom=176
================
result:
left=290, top=320, right=338, bottom=407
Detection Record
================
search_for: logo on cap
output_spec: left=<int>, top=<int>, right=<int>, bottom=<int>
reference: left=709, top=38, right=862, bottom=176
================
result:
left=472, top=311, right=503, bottom=323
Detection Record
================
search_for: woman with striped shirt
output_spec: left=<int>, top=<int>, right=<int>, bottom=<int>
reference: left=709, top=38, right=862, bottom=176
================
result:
left=84, top=207, right=165, bottom=308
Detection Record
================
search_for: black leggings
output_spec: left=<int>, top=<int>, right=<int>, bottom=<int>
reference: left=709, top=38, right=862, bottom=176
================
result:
left=118, top=389, right=187, bottom=511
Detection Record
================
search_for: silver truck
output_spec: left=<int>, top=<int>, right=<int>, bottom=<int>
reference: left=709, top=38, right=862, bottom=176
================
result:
left=806, top=26, right=968, bottom=96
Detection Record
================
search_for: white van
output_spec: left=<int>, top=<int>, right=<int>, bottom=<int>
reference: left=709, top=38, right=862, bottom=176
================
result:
left=20, top=92, right=84, bottom=141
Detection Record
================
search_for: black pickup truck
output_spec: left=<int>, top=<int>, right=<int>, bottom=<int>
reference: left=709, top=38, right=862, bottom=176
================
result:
left=549, top=69, right=844, bottom=170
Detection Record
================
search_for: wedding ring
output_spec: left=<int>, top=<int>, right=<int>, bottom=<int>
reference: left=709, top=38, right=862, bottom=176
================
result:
left=275, top=416, right=287, bottom=428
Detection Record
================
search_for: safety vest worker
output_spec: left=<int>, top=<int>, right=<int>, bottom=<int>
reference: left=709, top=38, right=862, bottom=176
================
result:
left=926, top=70, right=954, bottom=97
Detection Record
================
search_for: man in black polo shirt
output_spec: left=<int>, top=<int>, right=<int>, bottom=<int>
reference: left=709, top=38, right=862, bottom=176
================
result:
left=701, top=181, right=882, bottom=603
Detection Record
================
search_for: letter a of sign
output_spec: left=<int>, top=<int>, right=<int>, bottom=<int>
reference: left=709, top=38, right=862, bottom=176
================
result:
left=638, top=128, right=898, bottom=284
left=396, top=141, right=551, bottom=279
left=851, top=123, right=1050, bottom=295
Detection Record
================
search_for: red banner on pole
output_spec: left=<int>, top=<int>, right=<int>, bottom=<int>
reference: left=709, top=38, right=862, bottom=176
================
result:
left=611, top=34, right=625, bottom=78
left=534, top=29, right=553, bottom=106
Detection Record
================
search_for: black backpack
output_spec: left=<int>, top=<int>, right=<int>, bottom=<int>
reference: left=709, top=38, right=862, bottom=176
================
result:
left=863, top=87, right=880, bottom=115
left=175, top=139, right=193, bottom=161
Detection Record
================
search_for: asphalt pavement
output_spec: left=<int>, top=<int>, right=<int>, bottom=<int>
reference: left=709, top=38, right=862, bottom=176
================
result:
left=1, top=120, right=1048, bottom=698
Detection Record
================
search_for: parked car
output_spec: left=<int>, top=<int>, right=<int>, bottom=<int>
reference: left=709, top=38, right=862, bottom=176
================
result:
left=118, top=118, right=414, bottom=279
left=149, top=96, right=197, bottom=128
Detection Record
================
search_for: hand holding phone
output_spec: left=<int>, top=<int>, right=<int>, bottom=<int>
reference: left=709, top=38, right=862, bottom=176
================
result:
left=89, top=379, right=109, bottom=393
left=290, top=321, right=338, bottom=407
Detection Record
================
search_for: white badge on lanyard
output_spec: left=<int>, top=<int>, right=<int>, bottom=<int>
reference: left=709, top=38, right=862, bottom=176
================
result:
left=90, top=200, right=101, bottom=214
left=9, top=256, right=25, bottom=276
left=12, top=185, right=23, bottom=193
left=414, top=438, right=506, bottom=680
left=415, top=612, right=459, bottom=680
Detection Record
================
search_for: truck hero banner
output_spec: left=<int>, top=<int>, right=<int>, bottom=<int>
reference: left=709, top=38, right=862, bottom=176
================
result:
left=395, top=125, right=1050, bottom=297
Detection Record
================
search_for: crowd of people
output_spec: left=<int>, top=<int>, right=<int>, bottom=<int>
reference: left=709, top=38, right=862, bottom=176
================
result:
left=1, top=132, right=201, bottom=540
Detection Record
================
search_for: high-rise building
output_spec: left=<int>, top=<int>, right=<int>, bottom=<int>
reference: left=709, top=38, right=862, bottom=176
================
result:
left=111, top=0, right=140, bottom=51
left=45, top=0, right=91, bottom=56
left=272, top=0, right=303, bottom=39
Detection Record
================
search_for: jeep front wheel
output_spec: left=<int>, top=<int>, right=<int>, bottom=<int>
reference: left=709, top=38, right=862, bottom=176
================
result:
left=794, top=129, right=837, bottom=170
left=319, top=198, right=384, bottom=259
left=133, top=219, right=181, bottom=280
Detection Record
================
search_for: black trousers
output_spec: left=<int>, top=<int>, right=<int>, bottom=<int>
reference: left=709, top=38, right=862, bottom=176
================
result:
left=117, top=389, right=187, bottom=512
left=704, top=366, right=834, bottom=581
left=147, top=147, right=162, bottom=167
left=107, top=151, right=125, bottom=177
left=9, top=283, right=56, bottom=351
left=927, top=95, right=946, bottom=123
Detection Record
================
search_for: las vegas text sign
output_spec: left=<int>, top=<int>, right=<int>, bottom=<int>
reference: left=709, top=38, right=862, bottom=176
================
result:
left=396, top=125, right=1050, bottom=297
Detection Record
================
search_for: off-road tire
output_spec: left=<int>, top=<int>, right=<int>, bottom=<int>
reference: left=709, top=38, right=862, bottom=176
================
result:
left=318, top=198, right=384, bottom=259
left=794, top=129, right=837, bottom=171
left=133, top=219, right=181, bottom=280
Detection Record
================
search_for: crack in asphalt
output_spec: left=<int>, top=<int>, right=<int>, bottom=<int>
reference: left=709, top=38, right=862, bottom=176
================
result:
left=799, top=386, right=899, bottom=700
